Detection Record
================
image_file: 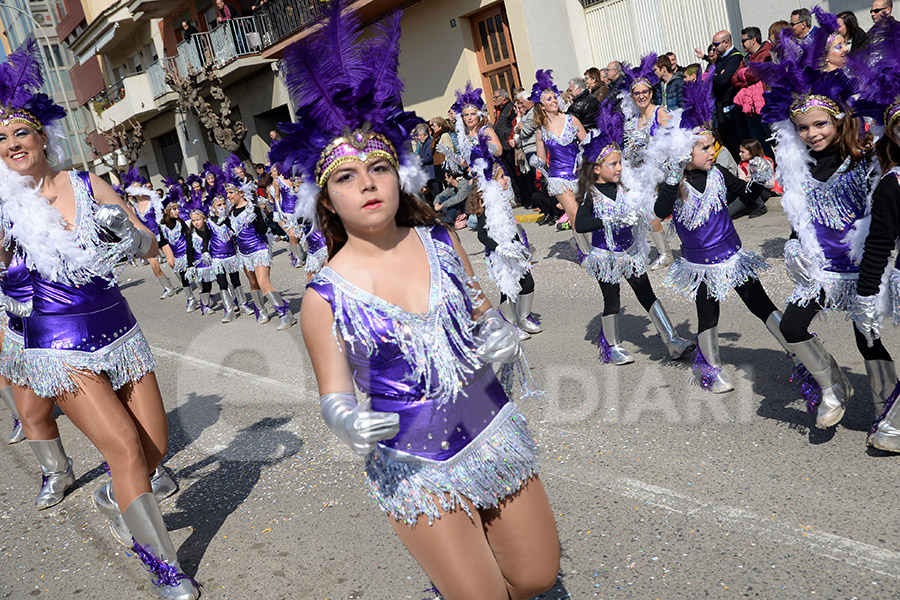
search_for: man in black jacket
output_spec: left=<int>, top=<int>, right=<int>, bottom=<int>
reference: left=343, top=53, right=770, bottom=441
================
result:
left=492, top=88, right=520, bottom=200
left=711, top=30, right=748, bottom=159
left=566, top=78, right=600, bottom=131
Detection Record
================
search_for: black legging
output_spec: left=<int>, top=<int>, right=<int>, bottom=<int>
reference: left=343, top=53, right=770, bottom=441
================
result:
left=781, top=295, right=892, bottom=361
left=530, top=191, right=561, bottom=219
left=499, top=272, right=535, bottom=304
left=695, top=279, right=777, bottom=334
left=179, top=272, right=191, bottom=288
left=598, top=273, right=657, bottom=316
left=201, top=271, right=242, bottom=294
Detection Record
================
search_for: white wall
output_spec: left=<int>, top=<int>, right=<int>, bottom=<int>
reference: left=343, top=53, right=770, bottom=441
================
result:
left=518, top=0, right=594, bottom=82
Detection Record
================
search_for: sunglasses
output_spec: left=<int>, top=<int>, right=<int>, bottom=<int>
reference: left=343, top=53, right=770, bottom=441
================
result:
left=871, top=7, right=887, bottom=14
left=790, top=21, right=801, bottom=27
left=711, top=40, right=725, bottom=47
left=741, top=37, right=752, bottom=43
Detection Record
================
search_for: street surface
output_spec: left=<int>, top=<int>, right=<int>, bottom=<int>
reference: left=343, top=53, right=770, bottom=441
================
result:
left=2, top=201, right=899, bottom=599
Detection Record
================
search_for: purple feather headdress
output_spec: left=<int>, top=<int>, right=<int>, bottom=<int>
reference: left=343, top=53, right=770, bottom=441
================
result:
left=583, top=99, right=624, bottom=163
left=528, top=70, right=560, bottom=104
left=223, top=154, right=245, bottom=187
left=163, top=176, right=186, bottom=207
left=452, top=82, right=486, bottom=114
left=467, top=131, right=499, bottom=181
left=0, top=40, right=65, bottom=131
left=679, top=72, right=716, bottom=132
left=202, top=160, right=226, bottom=198
left=121, top=166, right=147, bottom=189
left=751, top=8, right=854, bottom=124
left=848, top=16, right=900, bottom=130
left=269, top=0, right=422, bottom=194
left=621, top=54, right=659, bottom=94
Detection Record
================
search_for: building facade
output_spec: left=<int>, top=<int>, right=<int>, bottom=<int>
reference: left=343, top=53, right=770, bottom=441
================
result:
left=52, top=0, right=876, bottom=186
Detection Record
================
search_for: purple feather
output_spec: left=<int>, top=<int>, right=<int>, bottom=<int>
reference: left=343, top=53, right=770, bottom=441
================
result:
left=0, top=40, right=66, bottom=128
left=680, top=74, right=715, bottom=131
left=121, top=165, right=146, bottom=188
left=529, top=69, right=560, bottom=103
left=366, top=11, right=404, bottom=104
left=468, top=131, right=500, bottom=180
left=223, top=153, right=245, bottom=183
left=131, top=539, right=199, bottom=589
left=871, top=381, right=900, bottom=434
left=621, top=54, right=659, bottom=92
left=692, top=345, right=722, bottom=390
left=790, top=362, right=821, bottom=414
left=597, top=328, right=613, bottom=363
left=584, top=98, right=624, bottom=163
left=848, top=16, right=900, bottom=124
left=452, top=81, right=486, bottom=114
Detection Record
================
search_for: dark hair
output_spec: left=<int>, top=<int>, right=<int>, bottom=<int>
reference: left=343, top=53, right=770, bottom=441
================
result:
left=769, top=20, right=790, bottom=43
left=575, top=161, right=597, bottom=205
left=465, top=187, right=484, bottom=217
left=739, top=139, right=765, bottom=159
left=741, top=26, right=762, bottom=44
left=316, top=184, right=441, bottom=256
left=791, top=8, right=812, bottom=27
left=800, top=101, right=871, bottom=166
left=837, top=11, right=865, bottom=47
left=162, top=202, right=180, bottom=225
left=655, top=55, right=674, bottom=72
left=875, top=131, right=900, bottom=173
left=584, top=67, right=603, bottom=83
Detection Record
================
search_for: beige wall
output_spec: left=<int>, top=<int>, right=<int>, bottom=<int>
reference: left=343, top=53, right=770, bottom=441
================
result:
left=225, top=67, right=294, bottom=163
left=82, top=0, right=118, bottom=23
left=398, top=0, right=536, bottom=121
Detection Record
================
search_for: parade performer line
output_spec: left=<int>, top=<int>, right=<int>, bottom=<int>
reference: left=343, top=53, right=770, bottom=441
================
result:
left=546, top=459, right=900, bottom=580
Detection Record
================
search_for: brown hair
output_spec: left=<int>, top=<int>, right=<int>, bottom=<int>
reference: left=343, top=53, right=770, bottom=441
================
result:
left=584, top=67, right=603, bottom=83
left=831, top=103, right=872, bottom=166
left=739, top=139, right=765, bottom=160
left=162, top=202, right=180, bottom=225
left=533, top=102, right=552, bottom=129
left=655, top=55, right=674, bottom=73
left=768, top=20, right=790, bottom=44
left=875, top=132, right=900, bottom=173
left=465, top=187, right=485, bottom=217
left=316, top=186, right=442, bottom=257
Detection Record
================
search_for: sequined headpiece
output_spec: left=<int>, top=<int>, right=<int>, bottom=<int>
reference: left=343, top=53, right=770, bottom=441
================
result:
left=621, top=54, right=659, bottom=94
left=452, top=82, right=487, bottom=114
left=583, top=98, right=624, bottom=164
left=270, top=0, right=422, bottom=194
left=0, top=40, right=66, bottom=132
left=528, top=70, right=560, bottom=104
left=789, top=94, right=843, bottom=119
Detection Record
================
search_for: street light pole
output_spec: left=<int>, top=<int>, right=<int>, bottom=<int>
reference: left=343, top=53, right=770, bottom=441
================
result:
left=0, top=1, right=90, bottom=171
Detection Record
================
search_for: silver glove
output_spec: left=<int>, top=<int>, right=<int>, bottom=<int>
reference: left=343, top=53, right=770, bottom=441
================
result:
left=473, top=308, right=521, bottom=364
left=852, top=294, right=880, bottom=347
left=320, top=392, right=400, bottom=456
left=487, top=142, right=500, bottom=155
left=200, top=252, right=212, bottom=266
left=95, top=204, right=154, bottom=257
left=0, top=294, right=32, bottom=318
left=663, top=154, right=691, bottom=186
left=184, top=266, right=197, bottom=282
left=747, top=156, right=773, bottom=187
left=783, top=238, right=817, bottom=287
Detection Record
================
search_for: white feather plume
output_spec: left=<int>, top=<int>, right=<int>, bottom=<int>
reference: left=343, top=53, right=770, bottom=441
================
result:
left=292, top=178, right=320, bottom=231
left=126, top=184, right=164, bottom=225
left=0, top=163, right=105, bottom=284
left=398, top=151, right=428, bottom=196
left=43, top=122, right=67, bottom=168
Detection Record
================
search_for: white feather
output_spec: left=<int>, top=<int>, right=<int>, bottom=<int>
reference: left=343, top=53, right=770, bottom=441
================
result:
left=292, top=178, right=320, bottom=231
left=398, top=151, right=428, bottom=196
left=126, top=184, right=164, bottom=225
left=43, top=122, right=67, bottom=168
left=0, top=163, right=104, bottom=284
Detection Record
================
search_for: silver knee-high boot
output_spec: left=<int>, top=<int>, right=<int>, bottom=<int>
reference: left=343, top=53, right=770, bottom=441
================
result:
left=289, top=243, right=306, bottom=268
left=185, top=283, right=200, bottom=313
left=516, top=292, right=542, bottom=334
left=251, top=289, right=270, bottom=324
left=198, top=292, right=215, bottom=315
left=599, top=313, right=634, bottom=365
left=694, top=328, right=734, bottom=393
left=499, top=299, right=529, bottom=341
left=157, top=275, right=176, bottom=300
left=866, top=360, right=900, bottom=451
left=266, top=291, right=297, bottom=330
left=122, top=493, right=200, bottom=600
left=28, top=438, right=75, bottom=509
left=786, top=336, right=853, bottom=428
left=220, top=288, right=238, bottom=323
left=233, top=286, right=257, bottom=317
left=648, top=230, right=674, bottom=271
left=2, top=386, right=25, bottom=443
left=647, top=300, right=694, bottom=359
left=764, top=310, right=792, bottom=355
left=93, top=466, right=180, bottom=547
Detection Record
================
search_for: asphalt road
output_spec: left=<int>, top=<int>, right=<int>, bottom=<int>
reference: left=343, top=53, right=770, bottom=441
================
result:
left=2, top=201, right=899, bottom=600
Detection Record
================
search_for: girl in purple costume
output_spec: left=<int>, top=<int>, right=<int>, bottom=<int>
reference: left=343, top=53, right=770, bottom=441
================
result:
left=208, top=196, right=257, bottom=317
left=125, top=178, right=177, bottom=300
left=226, top=181, right=296, bottom=330
left=278, top=3, right=559, bottom=597
left=0, top=41, right=198, bottom=599
left=754, top=11, right=893, bottom=430
left=181, top=174, right=204, bottom=221
left=160, top=202, right=202, bottom=313
left=653, top=75, right=791, bottom=394
left=574, top=99, right=694, bottom=366
left=300, top=221, right=328, bottom=279
left=189, top=209, right=219, bottom=315
left=269, top=164, right=305, bottom=267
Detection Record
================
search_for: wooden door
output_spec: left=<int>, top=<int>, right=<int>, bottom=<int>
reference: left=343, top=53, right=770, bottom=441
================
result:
left=471, top=4, right=519, bottom=113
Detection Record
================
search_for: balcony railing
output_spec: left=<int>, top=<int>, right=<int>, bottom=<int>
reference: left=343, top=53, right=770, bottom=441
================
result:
left=91, top=78, right=126, bottom=114
left=253, top=0, right=326, bottom=47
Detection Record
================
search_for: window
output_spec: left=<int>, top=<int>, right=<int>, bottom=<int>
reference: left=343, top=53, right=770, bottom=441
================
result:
left=470, top=4, right=519, bottom=113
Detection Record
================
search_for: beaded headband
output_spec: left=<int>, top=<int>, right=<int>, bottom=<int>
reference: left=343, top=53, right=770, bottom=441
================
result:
left=596, top=144, right=621, bottom=164
left=0, top=107, right=43, bottom=131
left=790, top=94, right=842, bottom=119
left=630, top=78, right=652, bottom=92
left=886, top=100, right=900, bottom=131
left=315, top=128, right=399, bottom=187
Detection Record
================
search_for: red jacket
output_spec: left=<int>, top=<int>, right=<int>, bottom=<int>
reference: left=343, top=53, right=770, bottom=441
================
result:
left=733, top=41, right=773, bottom=87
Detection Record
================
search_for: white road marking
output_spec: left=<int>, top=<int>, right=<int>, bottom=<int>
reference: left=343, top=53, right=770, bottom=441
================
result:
left=150, top=344, right=900, bottom=579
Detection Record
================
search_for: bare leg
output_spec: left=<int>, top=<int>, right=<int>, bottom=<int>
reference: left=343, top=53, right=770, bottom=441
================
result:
left=390, top=477, right=559, bottom=600
left=555, top=190, right=578, bottom=223
left=253, top=265, right=275, bottom=294
left=244, top=268, right=260, bottom=291
left=15, top=387, right=59, bottom=441
left=148, top=256, right=164, bottom=278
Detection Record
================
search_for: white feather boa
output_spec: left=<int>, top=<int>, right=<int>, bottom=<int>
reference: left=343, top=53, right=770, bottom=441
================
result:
left=126, top=184, right=164, bottom=225
left=292, top=179, right=319, bottom=232
left=472, top=158, right=530, bottom=299
left=0, top=163, right=106, bottom=284
left=398, top=150, right=429, bottom=196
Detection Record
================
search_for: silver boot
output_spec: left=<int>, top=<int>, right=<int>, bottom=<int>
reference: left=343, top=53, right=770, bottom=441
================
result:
left=28, top=438, right=75, bottom=510
left=151, top=466, right=179, bottom=502
left=499, top=299, right=529, bottom=341
left=122, top=493, right=200, bottom=600
left=266, top=291, right=297, bottom=331
left=516, top=292, right=542, bottom=334
left=93, top=481, right=132, bottom=547
left=233, top=286, right=257, bottom=316
left=866, top=360, right=900, bottom=451
left=647, top=300, right=694, bottom=359
left=251, top=289, right=270, bottom=324
left=290, top=243, right=306, bottom=268
left=695, top=328, right=734, bottom=393
left=648, top=230, right=674, bottom=271
left=2, top=386, right=25, bottom=444
left=198, top=292, right=215, bottom=315
left=220, top=289, right=238, bottom=323
left=787, top=336, right=853, bottom=428
left=157, top=276, right=176, bottom=300
left=599, top=313, right=634, bottom=365
left=764, top=310, right=793, bottom=355
left=185, top=283, right=200, bottom=313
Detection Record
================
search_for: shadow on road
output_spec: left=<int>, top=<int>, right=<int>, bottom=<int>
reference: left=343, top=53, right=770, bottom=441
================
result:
left=165, top=416, right=303, bottom=577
